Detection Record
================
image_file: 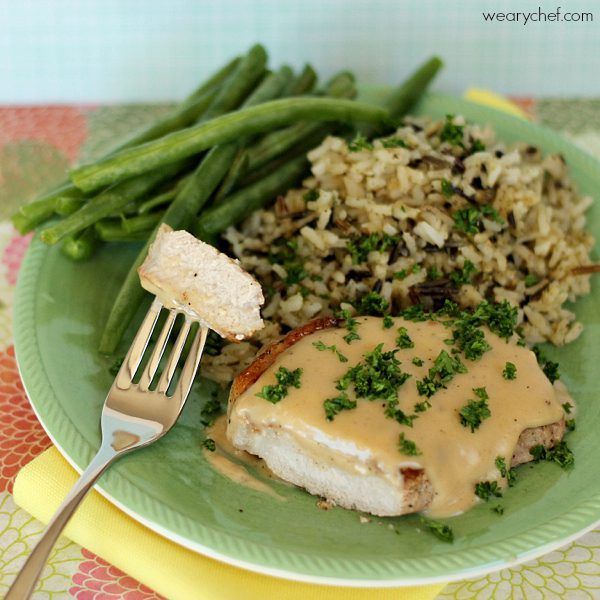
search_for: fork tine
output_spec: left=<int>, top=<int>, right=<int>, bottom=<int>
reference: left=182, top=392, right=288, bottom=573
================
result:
left=116, top=297, right=162, bottom=390
left=175, top=325, right=209, bottom=402
left=156, top=317, right=192, bottom=394
left=137, top=310, right=177, bottom=391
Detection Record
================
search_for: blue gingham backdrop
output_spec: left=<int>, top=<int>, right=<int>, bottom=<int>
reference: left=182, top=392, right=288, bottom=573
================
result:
left=0, top=0, right=598, bottom=102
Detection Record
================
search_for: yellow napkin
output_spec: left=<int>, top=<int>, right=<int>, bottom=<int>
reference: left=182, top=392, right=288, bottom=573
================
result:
left=13, top=447, right=444, bottom=600
left=464, top=87, right=529, bottom=119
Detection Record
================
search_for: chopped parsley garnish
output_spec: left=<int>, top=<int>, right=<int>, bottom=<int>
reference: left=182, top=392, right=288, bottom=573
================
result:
left=439, top=114, right=465, bottom=147
left=524, top=273, right=540, bottom=287
left=382, top=315, right=394, bottom=329
left=396, top=327, right=414, bottom=349
left=415, top=378, right=437, bottom=399
left=449, top=260, right=477, bottom=287
left=530, top=441, right=574, bottom=470
left=478, top=300, right=518, bottom=339
left=400, top=300, right=517, bottom=362
left=470, top=139, right=486, bottom=154
left=562, top=402, right=572, bottom=414
left=348, top=133, right=374, bottom=152
left=495, top=456, right=516, bottom=487
left=323, top=394, right=357, bottom=421
left=394, top=264, right=422, bottom=280
left=414, top=400, right=431, bottom=412
left=325, top=343, right=411, bottom=421
left=354, top=291, right=389, bottom=317
left=420, top=517, right=454, bottom=543
left=452, top=207, right=480, bottom=234
left=448, top=300, right=517, bottom=360
left=492, top=504, right=504, bottom=515
left=566, top=419, right=576, bottom=432
left=284, top=263, right=308, bottom=285
left=398, top=432, right=421, bottom=456
left=256, top=366, right=303, bottom=403
left=337, top=309, right=361, bottom=344
left=400, top=304, right=429, bottom=322
left=412, top=357, right=424, bottom=367
left=416, top=350, right=467, bottom=399
left=503, top=362, right=517, bottom=380
left=346, top=233, right=399, bottom=264
left=303, top=188, right=320, bottom=202
left=385, top=399, right=417, bottom=426
left=438, top=298, right=462, bottom=317
left=202, top=438, right=216, bottom=452
left=459, top=387, right=491, bottom=432
left=268, top=237, right=298, bottom=264
left=542, top=361, right=560, bottom=383
left=313, top=340, right=348, bottom=363
left=441, top=178, right=454, bottom=198
left=427, top=266, right=441, bottom=280
left=200, top=392, right=225, bottom=427
left=381, top=136, right=408, bottom=148
left=336, top=343, right=411, bottom=402
left=268, top=238, right=307, bottom=286
left=532, top=346, right=561, bottom=383
left=453, top=204, right=504, bottom=234
left=475, top=480, right=502, bottom=501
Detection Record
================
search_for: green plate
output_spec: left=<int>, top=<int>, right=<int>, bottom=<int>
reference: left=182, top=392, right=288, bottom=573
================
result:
left=14, top=93, right=600, bottom=586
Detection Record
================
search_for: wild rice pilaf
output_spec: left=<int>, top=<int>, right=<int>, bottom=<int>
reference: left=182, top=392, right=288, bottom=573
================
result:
left=202, top=114, right=595, bottom=384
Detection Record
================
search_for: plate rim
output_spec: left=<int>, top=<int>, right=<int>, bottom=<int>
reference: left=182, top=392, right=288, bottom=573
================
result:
left=14, top=91, right=600, bottom=586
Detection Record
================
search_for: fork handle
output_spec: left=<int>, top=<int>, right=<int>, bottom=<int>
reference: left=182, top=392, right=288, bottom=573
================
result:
left=6, top=442, right=119, bottom=599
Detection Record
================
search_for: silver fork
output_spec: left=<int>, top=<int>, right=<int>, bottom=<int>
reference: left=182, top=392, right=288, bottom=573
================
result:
left=7, top=297, right=208, bottom=599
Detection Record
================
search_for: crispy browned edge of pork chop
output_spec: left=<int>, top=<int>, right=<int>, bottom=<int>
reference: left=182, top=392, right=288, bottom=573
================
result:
left=229, top=317, right=565, bottom=514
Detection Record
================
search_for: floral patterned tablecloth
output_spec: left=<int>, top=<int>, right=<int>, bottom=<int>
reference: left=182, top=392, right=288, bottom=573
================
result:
left=0, top=99, right=598, bottom=599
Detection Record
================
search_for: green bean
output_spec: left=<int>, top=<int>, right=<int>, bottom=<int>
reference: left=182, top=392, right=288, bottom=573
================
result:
left=361, top=56, right=443, bottom=138
left=41, top=159, right=189, bottom=245
left=95, top=220, right=151, bottom=243
left=386, top=56, right=442, bottom=117
left=114, top=87, right=219, bottom=151
left=244, top=71, right=355, bottom=173
left=11, top=57, right=239, bottom=234
left=184, top=56, right=242, bottom=101
left=211, top=65, right=294, bottom=204
left=282, top=64, right=317, bottom=96
left=54, top=195, right=85, bottom=216
left=240, top=65, right=291, bottom=109
left=136, top=174, right=192, bottom=214
left=13, top=198, right=58, bottom=234
left=71, top=98, right=388, bottom=193
left=212, top=148, right=249, bottom=204
left=201, top=44, right=267, bottom=121
left=240, top=130, right=325, bottom=186
left=60, top=227, right=98, bottom=261
left=98, top=60, right=291, bottom=354
left=322, top=71, right=356, bottom=98
left=122, top=212, right=164, bottom=234
left=136, top=188, right=177, bottom=215
left=195, top=155, right=308, bottom=239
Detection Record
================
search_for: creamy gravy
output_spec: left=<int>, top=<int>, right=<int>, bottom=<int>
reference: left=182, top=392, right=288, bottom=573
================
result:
left=203, top=415, right=286, bottom=500
left=229, top=317, right=566, bottom=517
